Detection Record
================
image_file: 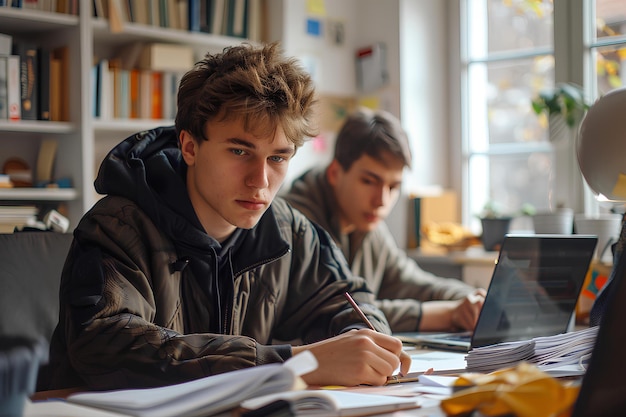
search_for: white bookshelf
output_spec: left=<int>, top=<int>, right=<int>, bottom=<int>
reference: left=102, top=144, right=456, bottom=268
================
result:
left=0, top=2, right=250, bottom=229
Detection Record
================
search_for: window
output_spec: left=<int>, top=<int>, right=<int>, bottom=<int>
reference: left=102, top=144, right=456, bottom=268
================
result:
left=461, top=0, right=626, bottom=232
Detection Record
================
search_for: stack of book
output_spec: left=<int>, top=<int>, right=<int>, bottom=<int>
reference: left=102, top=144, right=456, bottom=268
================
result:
left=0, top=205, right=38, bottom=233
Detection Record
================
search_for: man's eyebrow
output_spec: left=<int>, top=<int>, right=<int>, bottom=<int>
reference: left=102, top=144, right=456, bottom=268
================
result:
left=228, top=138, right=295, bottom=155
left=360, top=169, right=384, bottom=182
left=360, top=169, right=402, bottom=186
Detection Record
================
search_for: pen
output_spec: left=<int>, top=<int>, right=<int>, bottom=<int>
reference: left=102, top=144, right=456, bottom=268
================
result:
left=343, top=291, right=376, bottom=330
left=344, top=291, right=417, bottom=385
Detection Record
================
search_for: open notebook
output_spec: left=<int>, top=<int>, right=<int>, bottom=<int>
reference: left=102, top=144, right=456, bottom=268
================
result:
left=396, top=234, right=597, bottom=352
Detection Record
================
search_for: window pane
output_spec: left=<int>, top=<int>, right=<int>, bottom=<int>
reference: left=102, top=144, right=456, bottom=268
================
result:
left=595, top=0, right=626, bottom=40
left=467, top=56, right=554, bottom=149
left=469, top=152, right=552, bottom=230
left=593, top=45, right=626, bottom=93
left=467, top=0, right=553, bottom=59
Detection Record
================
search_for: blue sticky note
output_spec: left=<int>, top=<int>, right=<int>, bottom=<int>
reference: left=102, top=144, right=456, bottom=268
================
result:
left=306, top=18, right=322, bottom=36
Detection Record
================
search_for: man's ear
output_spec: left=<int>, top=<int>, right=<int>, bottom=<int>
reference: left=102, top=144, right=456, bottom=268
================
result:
left=179, top=130, right=196, bottom=166
left=326, top=159, right=341, bottom=186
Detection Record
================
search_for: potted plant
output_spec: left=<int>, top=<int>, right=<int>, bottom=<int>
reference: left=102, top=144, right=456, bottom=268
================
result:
left=477, top=202, right=536, bottom=251
left=531, top=82, right=590, bottom=143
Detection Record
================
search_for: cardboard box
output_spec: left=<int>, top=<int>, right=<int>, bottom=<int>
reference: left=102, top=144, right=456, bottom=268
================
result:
left=407, top=189, right=459, bottom=250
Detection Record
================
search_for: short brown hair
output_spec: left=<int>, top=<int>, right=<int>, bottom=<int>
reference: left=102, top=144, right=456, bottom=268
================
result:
left=334, top=107, right=412, bottom=170
left=176, top=42, right=318, bottom=147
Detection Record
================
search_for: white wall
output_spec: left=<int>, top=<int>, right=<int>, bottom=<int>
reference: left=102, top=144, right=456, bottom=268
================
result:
left=270, top=0, right=451, bottom=248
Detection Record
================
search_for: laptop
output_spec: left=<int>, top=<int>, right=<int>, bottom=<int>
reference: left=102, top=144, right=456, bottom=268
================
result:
left=396, top=234, right=598, bottom=352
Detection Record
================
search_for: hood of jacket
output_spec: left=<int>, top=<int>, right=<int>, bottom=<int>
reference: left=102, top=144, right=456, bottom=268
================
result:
left=94, top=126, right=209, bottom=245
left=93, top=126, right=290, bottom=267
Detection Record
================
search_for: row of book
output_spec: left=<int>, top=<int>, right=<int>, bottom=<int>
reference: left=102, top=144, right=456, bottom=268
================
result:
left=0, top=33, right=69, bottom=121
left=93, top=59, right=184, bottom=120
left=92, top=42, right=193, bottom=120
left=100, top=0, right=264, bottom=40
left=0, top=0, right=78, bottom=14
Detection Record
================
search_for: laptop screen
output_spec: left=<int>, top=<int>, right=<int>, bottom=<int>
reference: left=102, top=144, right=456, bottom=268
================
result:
left=471, top=234, right=597, bottom=348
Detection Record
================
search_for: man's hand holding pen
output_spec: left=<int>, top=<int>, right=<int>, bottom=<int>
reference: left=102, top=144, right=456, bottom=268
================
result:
left=291, top=292, right=412, bottom=387
left=292, top=328, right=412, bottom=387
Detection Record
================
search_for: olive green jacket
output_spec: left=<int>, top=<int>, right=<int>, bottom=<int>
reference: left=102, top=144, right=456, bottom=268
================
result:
left=283, top=167, right=475, bottom=332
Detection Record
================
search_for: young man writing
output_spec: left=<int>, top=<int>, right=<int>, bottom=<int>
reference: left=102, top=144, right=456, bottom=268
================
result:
left=40, top=43, right=410, bottom=391
left=283, top=108, right=486, bottom=333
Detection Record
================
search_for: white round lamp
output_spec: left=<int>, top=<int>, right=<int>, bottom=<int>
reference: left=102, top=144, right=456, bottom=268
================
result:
left=577, top=87, right=626, bottom=201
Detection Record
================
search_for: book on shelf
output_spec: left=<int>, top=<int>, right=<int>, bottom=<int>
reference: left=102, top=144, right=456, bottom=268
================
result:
left=38, top=46, right=51, bottom=120
left=0, top=33, right=11, bottom=55
left=138, top=68, right=152, bottom=119
left=211, top=0, right=226, bottom=35
left=0, top=55, right=7, bottom=119
left=7, top=54, right=20, bottom=121
left=129, top=0, right=150, bottom=25
left=93, top=0, right=109, bottom=18
left=150, top=71, right=162, bottom=119
left=35, top=138, right=58, bottom=186
left=0, top=0, right=77, bottom=14
left=107, top=0, right=128, bottom=33
left=225, top=0, right=247, bottom=38
left=149, top=0, right=161, bottom=27
left=176, top=0, right=188, bottom=30
left=129, top=68, right=141, bottom=118
left=188, top=0, right=201, bottom=32
left=51, top=45, right=70, bottom=122
left=12, top=41, right=39, bottom=120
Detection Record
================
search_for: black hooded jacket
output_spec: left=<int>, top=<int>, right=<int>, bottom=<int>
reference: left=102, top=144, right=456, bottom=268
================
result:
left=42, top=126, right=390, bottom=390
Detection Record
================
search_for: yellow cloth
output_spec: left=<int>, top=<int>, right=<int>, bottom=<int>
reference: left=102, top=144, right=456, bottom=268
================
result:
left=440, top=363, right=580, bottom=417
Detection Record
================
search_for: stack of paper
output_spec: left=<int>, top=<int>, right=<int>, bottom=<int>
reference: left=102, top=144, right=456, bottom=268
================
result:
left=532, top=325, right=598, bottom=370
left=465, top=326, right=599, bottom=374
left=465, top=341, right=535, bottom=373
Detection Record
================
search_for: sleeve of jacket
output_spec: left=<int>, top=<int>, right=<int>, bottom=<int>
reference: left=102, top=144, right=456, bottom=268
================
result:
left=370, top=224, right=477, bottom=332
left=269, top=200, right=392, bottom=344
